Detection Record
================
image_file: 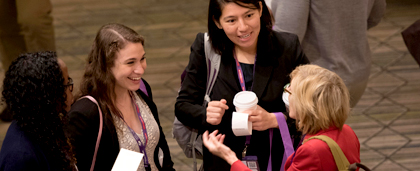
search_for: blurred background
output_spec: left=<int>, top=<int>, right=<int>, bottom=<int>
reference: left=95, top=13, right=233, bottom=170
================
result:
left=0, top=0, right=419, bottom=170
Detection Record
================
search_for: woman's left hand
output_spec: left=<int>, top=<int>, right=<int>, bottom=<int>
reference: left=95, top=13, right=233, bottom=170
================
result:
left=247, top=105, right=277, bottom=131
left=202, top=130, right=239, bottom=165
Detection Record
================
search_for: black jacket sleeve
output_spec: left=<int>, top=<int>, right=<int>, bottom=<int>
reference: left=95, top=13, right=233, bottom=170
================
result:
left=174, top=32, right=212, bottom=131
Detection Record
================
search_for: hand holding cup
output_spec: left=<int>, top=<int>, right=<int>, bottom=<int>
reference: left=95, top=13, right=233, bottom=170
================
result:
left=247, top=105, right=278, bottom=131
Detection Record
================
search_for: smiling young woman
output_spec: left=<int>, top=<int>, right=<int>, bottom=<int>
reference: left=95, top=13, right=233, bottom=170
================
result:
left=66, top=23, right=175, bottom=171
left=175, top=0, right=310, bottom=170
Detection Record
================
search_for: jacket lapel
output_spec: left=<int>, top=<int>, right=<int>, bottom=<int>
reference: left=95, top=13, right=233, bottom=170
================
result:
left=252, top=52, right=274, bottom=98
left=223, top=41, right=277, bottom=98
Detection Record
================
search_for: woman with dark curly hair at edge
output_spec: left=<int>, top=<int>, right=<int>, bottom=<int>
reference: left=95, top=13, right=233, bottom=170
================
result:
left=66, top=23, right=175, bottom=171
left=175, top=0, right=309, bottom=170
left=0, top=51, right=77, bottom=171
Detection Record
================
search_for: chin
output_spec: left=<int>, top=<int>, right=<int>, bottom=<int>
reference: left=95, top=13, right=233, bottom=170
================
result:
left=129, top=86, right=139, bottom=91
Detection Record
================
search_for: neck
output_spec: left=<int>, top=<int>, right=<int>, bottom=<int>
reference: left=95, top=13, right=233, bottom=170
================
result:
left=114, top=88, right=131, bottom=107
left=234, top=46, right=257, bottom=64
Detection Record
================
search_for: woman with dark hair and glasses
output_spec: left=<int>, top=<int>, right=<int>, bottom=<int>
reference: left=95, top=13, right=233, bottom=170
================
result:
left=0, top=51, right=76, bottom=170
left=175, top=0, right=309, bottom=170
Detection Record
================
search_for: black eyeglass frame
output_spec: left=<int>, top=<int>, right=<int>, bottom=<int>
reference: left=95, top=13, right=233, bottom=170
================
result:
left=65, top=77, right=74, bottom=92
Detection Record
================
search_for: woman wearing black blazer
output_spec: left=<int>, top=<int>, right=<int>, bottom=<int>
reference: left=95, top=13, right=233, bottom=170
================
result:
left=175, top=0, right=309, bottom=170
left=67, top=23, right=175, bottom=171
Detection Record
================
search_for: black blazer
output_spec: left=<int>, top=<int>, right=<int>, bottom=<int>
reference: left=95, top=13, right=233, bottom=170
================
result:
left=175, top=31, right=309, bottom=171
left=67, top=79, right=175, bottom=171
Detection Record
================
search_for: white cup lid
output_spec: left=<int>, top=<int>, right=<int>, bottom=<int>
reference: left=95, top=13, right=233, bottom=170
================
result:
left=233, top=91, right=258, bottom=108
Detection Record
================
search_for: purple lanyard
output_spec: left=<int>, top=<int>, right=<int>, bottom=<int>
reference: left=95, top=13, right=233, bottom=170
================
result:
left=233, top=50, right=257, bottom=156
left=268, top=113, right=295, bottom=171
left=123, top=92, right=150, bottom=167
left=233, top=51, right=256, bottom=92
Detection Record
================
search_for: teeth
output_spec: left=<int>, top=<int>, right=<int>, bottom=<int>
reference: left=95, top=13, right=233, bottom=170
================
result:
left=240, top=34, right=250, bottom=38
left=129, top=77, right=141, bottom=81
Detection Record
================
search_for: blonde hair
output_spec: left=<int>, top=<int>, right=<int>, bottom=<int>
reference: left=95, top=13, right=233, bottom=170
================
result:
left=289, top=64, right=350, bottom=134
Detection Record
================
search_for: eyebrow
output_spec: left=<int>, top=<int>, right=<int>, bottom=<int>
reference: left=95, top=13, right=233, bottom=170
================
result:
left=124, top=53, right=146, bottom=62
left=222, top=9, right=254, bottom=21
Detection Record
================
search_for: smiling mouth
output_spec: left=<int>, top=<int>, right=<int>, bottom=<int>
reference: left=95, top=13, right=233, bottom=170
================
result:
left=240, top=34, right=250, bottom=39
left=128, top=77, right=141, bottom=81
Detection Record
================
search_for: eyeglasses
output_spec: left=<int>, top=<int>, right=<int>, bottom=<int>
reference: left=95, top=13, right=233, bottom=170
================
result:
left=65, top=77, right=74, bottom=92
left=283, top=83, right=292, bottom=95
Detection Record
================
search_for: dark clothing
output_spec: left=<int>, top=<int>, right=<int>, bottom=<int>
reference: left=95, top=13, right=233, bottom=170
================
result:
left=175, top=31, right=309, bottom=171
left=402, top=19, right=420, bottom=67
left=67, top=79, right=175, bottom=171
left=239, top=62, right=254, bottom=91
left=0, top=121, right=56, bottom=170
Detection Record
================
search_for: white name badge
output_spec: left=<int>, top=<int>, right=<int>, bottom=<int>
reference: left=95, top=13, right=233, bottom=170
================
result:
left=112, top=148, right=144, bottom=171
left=232, top=112, right=252, bottom=136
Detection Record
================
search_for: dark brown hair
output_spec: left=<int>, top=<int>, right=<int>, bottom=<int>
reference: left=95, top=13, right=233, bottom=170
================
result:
left=78, top=23, right=144, bottom=120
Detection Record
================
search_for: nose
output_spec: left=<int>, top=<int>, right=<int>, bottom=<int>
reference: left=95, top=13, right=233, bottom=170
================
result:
left=134, top=63, right=145, bottom=74
left=238, top=18, right=248, bottom=31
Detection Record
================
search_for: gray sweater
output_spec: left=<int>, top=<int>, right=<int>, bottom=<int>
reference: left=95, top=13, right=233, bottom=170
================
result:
left=270, top=0, right=386, bottom=107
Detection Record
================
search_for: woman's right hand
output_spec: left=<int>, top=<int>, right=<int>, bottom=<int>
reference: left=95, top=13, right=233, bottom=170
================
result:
left=206, top=99, right=229, bottom=125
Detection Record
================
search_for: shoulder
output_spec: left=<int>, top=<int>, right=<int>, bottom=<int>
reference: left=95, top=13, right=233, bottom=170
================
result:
left=69, top=98, right=99, bottom=115
left=298, top=135, right=334, bottom=161
left=1, top=121, right=35, bottom=150
left=301, top=138, right=331, bottom=153
left=289, top=141, right=325, bottom=170
left=341, top=124, right=359, bottom=143
left=340, top=124, right=358, bottom=139
left=67, top=98, right=100, bottom=123
left=194, top=32, right=205, bottom=42
left=191, top=32, right=206, bottom=51
left=342, top=124, right=354, bottom=132
left=271, top=30, right=300, bottom=46
left=0, top=124, right=42, bottom=170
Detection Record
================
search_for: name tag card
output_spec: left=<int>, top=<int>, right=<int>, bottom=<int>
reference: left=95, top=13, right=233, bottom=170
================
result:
left=242, top=156, right=260, bottom=171
left=112, top=148, right=144, bottom=171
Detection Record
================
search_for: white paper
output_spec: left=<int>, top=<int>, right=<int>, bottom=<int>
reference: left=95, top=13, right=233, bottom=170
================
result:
left=232, top=112, right=252, bottom=136
left=112, top=148, right=144, bottom=171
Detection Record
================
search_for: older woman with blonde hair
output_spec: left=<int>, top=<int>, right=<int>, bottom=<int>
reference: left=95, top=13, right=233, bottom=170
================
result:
left=203, top=64, right=360, bottom=171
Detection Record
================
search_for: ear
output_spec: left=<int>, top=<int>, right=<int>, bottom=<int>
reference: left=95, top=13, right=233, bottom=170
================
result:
left=258, top=1, right=263, bottom=17
left=213, top=16, right=223, bottom=29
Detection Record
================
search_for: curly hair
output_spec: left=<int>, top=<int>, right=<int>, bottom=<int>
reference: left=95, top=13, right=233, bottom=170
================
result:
left=77, top=23, right=144, bottom=124
left=1, top=51, right=77, bottom=170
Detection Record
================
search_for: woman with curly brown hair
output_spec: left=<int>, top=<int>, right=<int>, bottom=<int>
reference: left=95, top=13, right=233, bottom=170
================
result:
left=0, top=51, right=77, bottom=171
left=66, top=23, right=175, bottom=171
